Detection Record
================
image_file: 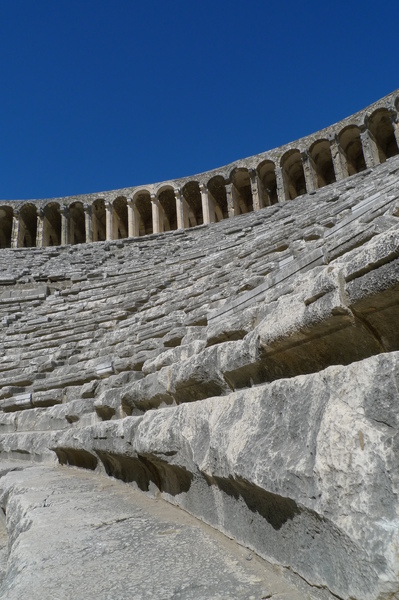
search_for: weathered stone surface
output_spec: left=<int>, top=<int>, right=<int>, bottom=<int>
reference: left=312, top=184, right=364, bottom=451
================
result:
left=1, top=95, right=399, bottom=599
left=51, top=352, right=399, bottom=600
left=0, top=462, right=315, bottom=600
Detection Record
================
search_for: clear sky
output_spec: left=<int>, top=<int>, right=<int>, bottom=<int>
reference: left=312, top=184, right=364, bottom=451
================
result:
left=1, top=0, right=398, bottom=200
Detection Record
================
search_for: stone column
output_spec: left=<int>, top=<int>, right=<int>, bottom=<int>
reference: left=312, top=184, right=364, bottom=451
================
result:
left=36, top=209, right=44, bottom=248
left=112, top=207, right=120, bottom=240
left=83, top=204, right=93, bottom=243
left=225, top=182, right=238, bottom=218
left=60, top=206, right=70, bottom=246
left=390, top=115, right=399, bottom=149
left=249, top=170, right=267, bottom=210
left=127, top=199, right=140, bottom=237
left=151, top=195, right=162, bottom=234
left=199, top=184, right=212, bottom=224
left=11, top=211, right=20, bottom=248
left=181, top=189, right=196, bottom=227
left=232, top=182, right=244, bottom=213
left=105, top=201, right=113, bottom=241
left=328, top=134, right=346, bottom=181
left=225, top=182, right=233, bottom=218
left=360, top=128, right=379, bottom=168
left=175, top=189, right=189, bottom=229
left=275, top=166, right=287, bottom=202
left=301, top=152, right=316, bottom=193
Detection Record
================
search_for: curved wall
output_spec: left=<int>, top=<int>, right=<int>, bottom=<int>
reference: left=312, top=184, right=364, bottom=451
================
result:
left=1, top=103, right=399, bottom=599
left=1, top=90, right=399, bottom=248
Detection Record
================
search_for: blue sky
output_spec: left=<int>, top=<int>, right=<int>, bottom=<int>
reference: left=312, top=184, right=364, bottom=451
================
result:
left=1, top=1, right=398, bottom=200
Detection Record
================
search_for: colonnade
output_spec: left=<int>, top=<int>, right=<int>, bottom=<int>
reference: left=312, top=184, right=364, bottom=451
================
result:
left=1, top=105, right=399, bottom=248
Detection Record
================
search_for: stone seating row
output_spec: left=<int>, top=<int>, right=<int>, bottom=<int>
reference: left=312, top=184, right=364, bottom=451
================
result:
left=0, top=197, right=395, bottom=359
left=0, top=164, right=377, bottom=285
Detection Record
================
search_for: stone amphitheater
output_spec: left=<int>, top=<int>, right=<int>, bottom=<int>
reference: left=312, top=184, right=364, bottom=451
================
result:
left=0, top=89, right=399, bottom=600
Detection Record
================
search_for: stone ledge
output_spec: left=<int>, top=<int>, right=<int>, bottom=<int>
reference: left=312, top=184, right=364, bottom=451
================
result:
left=45, top=352, right=399, bottom=600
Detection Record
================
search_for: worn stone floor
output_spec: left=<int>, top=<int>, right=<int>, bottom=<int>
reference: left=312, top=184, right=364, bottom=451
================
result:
left=0, top=461, right=332, bottom=600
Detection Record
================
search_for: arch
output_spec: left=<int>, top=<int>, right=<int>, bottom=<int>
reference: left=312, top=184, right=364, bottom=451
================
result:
left=181, top=181, right=203, bottom=227
left=92, top=199, right=106, bottom=242
left=157, top=186, right=177, bottom=231
left=133, top=191, right=153, bottom=236
left=338, top=125, right=367, bottom=176
left=366, top=108, right=399, bottom=163
left=280, top=149, right=307, bottom=200
left=0, top=206, right=13, bottom=248
left=257, top=160, right=278, bottom=205
left=42, top=202, right=61, bottom=246
left=230, top=168, right=254, bottom=214
left=112, top=196, right=128, bottom=239
left=308, top=139, right=336, bottom=188
left=19, top=203, right=37, bottom=247
left=69, top=202, right=85, bottom=245
left=207, top=175, right=228, bottom=221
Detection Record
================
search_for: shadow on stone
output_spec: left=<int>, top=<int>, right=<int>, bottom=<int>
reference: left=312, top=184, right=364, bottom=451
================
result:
left=96, top=451, right=193, bottom=495
left=209, top=474, right=300, bottom=531
left=53, top=448, right=98, bottom=471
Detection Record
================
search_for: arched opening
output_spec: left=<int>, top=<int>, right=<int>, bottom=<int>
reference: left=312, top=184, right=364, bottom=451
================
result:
left=69, top=202, right=85, bottom=245
left=280, top=150, right=307, bottom=200
left=92, top=199, right=106, bottom=242
left=207, top=176, right=228, bottom=221
left=158, top=187, right=177, bottom=231
left=0, top=206, right=13, bottom=248
left=367, top=108, right=399, bottom=163
left=309, top=139, right=336, bottom=188
left=43, top=202, right=61, bottom=246
left=113, top=197, right=128, bottom=239
left=134, top=191, right=153, bottom=236
left=230, top=168, right=253, bottom=213
left=257, top=160, right=278, bottom=205
left=338, top=126, right=367, bottom=176
left=19, top=203, right=37, bottom=247
left=181, top=181, right=203, bottom=227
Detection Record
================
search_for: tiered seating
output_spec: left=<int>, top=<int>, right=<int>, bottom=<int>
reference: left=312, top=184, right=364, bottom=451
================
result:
left=0, top=154, right=399, bottom=600
left=0, top=157, right=397, bottom=443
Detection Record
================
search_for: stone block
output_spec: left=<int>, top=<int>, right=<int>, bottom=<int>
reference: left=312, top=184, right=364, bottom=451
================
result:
left=1, top=393, right=32, bottom=412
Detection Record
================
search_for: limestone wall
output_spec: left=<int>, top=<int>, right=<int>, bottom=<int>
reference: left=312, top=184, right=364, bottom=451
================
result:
left=1, top=94, right=399, bottom=599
